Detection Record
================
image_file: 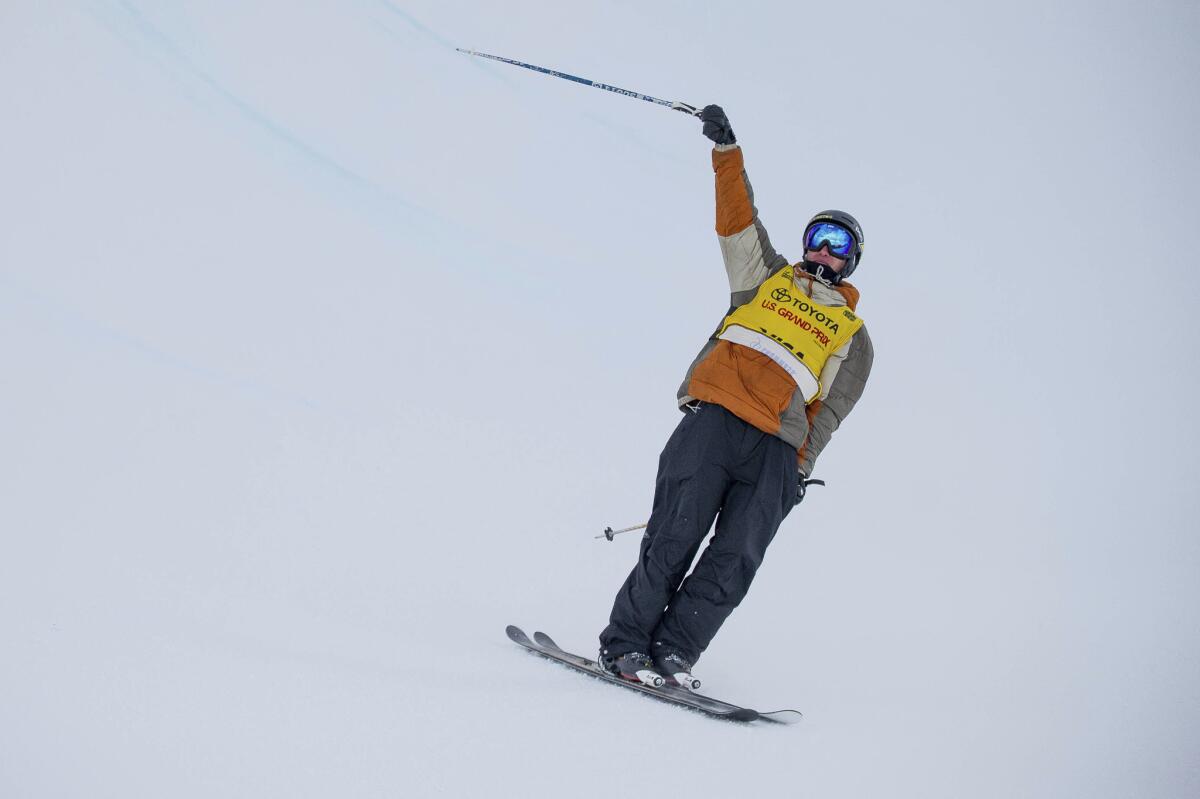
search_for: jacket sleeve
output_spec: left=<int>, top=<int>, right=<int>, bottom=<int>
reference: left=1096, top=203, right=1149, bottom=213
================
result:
left=798, top=324, right=874, bottom=478
left=713, top=144, right=788, bottom=292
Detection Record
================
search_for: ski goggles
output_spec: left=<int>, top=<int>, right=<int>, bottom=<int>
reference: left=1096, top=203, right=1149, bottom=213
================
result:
left=803, top=221, right=857, bottom=258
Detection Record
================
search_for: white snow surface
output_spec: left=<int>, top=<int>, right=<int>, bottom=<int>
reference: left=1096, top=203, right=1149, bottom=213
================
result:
left=3, top=2, right=1199, bottom=797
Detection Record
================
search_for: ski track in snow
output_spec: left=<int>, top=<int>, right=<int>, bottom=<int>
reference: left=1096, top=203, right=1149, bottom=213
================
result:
left=97, top=1, right=423, bottom=220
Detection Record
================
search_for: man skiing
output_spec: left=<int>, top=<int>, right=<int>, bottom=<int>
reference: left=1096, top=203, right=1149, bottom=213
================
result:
left=598, top=105, right=874, bottom=689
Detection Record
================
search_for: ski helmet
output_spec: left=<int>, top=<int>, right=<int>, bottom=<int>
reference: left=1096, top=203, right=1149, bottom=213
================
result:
left=803, top=210, right=865, bottom=281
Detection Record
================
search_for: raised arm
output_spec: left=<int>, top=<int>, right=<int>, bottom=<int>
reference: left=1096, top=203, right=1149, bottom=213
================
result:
left=699, top=105, right=788, bottom=293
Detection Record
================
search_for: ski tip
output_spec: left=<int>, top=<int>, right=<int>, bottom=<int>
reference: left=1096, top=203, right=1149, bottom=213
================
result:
left=758, top=709, right=804, bottom=724
left=532, top=631, right=562, bottom=651
left=506, top=625, right=534, bottom=646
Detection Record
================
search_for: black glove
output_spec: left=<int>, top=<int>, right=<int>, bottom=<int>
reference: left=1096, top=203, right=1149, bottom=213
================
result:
left=794, top=476, right=826, bottom=507
left=699, top=104, right=736, bottom=145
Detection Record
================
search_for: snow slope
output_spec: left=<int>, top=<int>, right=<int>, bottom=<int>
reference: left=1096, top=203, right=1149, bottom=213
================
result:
left=3, top=2, right=1199, bottom=797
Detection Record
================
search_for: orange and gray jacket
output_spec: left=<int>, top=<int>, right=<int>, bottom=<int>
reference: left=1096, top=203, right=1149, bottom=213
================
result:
left=676, top=144, right=874, bottom=477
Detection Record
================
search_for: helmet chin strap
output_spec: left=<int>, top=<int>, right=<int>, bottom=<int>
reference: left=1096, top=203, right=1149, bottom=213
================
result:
left=799, top=258, right=843, bottom=285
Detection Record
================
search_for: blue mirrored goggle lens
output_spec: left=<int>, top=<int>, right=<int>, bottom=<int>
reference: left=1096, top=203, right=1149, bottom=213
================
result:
left=804, top=222, right=855, bottom=257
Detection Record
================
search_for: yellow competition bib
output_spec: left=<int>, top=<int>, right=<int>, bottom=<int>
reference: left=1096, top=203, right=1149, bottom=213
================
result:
left=718, top=268, right=864, bottom=401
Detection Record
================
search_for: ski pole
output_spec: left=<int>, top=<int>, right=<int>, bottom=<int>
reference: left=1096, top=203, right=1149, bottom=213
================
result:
left=596, top=522, right=648, bottom=541
left=456, top=48, right=701, bottom=117
left=595, top=480, right=828, bottom=541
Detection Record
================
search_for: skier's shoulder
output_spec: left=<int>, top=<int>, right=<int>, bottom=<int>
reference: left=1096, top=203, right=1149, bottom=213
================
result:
left=815, top=278, right=871, bottom=357
left=832, top=280, right=860, bottom=311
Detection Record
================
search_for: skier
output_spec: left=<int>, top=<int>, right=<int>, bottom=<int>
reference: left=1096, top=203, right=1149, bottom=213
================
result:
left=598, top=105, right=874, bottom=689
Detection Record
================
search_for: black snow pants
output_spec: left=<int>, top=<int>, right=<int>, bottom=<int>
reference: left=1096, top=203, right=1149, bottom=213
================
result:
left=599, top=401, right=798, bottom=664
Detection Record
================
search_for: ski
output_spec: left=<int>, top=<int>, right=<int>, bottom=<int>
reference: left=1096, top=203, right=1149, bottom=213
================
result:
left=506, top=625, right=802, bottom=724
left=531, top=630, right=802, bottom=725
left=506, top=625, right=754, bottom=722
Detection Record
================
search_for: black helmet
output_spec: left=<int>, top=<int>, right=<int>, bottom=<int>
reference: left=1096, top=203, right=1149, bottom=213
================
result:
left=803, top=210, right=865, bottom=281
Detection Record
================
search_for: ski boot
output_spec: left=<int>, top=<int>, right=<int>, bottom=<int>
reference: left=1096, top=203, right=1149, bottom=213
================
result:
left=653, top=651, right=701, bottom=691
left=598, top=650, right=665, bottom=688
